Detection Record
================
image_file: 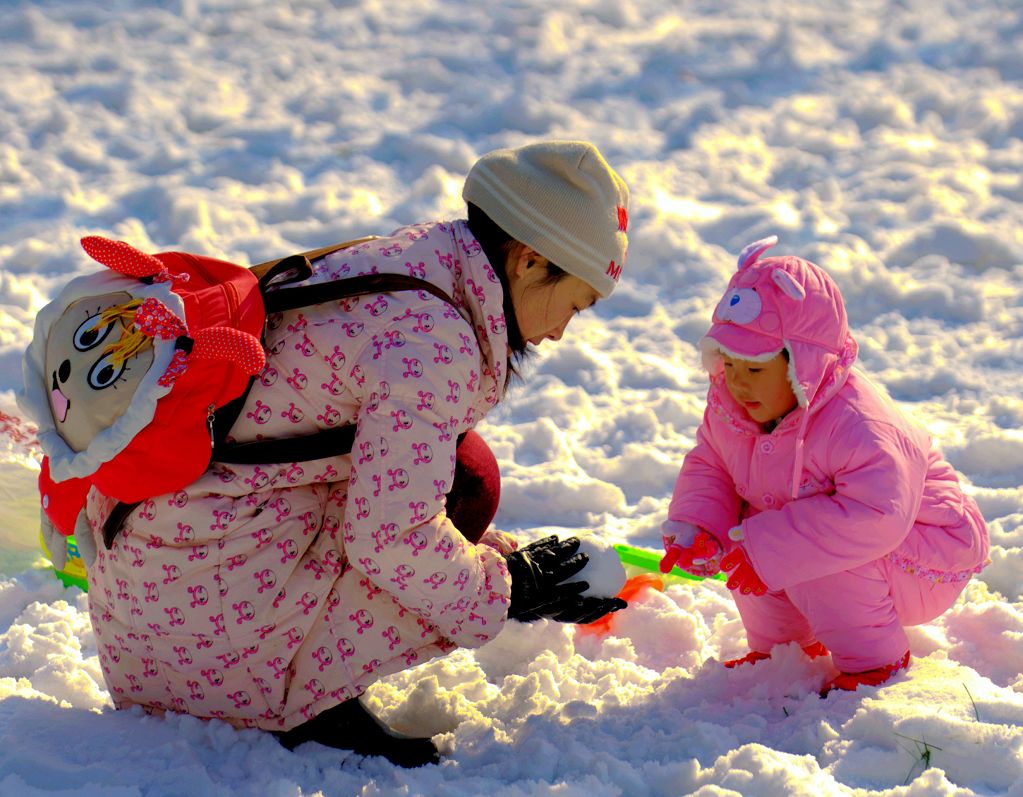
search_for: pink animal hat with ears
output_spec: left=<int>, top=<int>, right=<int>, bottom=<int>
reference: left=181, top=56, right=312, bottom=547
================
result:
left=700, top=235, right=854, bottom=409
left=701, top=236, right=859, bottom=499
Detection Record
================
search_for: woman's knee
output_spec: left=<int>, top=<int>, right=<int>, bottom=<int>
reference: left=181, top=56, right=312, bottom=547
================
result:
left=446, top=430, right=501, bottom=544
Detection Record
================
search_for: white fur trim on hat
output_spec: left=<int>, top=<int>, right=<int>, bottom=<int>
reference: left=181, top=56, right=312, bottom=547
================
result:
left=699, top=336, right=808, bottom=409
left=462, top=140, right=629, bottom=297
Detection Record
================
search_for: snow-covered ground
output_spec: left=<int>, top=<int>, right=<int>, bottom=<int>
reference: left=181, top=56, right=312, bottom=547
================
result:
left=1, top=1, right=1021, bottom=794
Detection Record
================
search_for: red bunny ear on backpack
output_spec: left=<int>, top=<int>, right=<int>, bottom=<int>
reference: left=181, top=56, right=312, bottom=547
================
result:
left=191, top=327, right=266, bottom=375
left=81, top=236, right=167, bottom=278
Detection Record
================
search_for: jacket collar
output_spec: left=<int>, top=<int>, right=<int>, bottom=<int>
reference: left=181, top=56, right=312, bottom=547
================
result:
left=321, top=220, right=510, bottom=409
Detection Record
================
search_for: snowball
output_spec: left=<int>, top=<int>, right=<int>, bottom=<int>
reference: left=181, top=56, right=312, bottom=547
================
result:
left=564, top=537, right=627, bottom=599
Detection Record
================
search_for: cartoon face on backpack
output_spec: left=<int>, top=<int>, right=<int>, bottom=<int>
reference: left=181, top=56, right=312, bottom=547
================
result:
left=19, top=236, right=267, bottom=536
left=44, top=290, right=158, bottom=453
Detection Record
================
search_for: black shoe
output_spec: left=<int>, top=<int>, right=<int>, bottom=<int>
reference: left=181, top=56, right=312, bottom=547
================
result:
left=274, top=698, right=440, bottom=768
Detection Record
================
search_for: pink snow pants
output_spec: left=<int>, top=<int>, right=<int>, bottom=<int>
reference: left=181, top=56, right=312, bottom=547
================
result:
left=732, top=557, right=969, bottom=672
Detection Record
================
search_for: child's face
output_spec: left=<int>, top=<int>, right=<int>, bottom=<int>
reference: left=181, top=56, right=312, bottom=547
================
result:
left=721, top=351, right=798, bottom=425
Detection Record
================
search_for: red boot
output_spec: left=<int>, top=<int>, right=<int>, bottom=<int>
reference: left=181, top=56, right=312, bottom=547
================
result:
left=723, top=650, right=772, bottom=668
left=723, top=641, right=829, bottom=669
left=820, top=651, right=910, bottom=696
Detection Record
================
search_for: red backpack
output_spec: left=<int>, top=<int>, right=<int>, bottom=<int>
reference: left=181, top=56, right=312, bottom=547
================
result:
left=20, top=236, right=460, bottom=546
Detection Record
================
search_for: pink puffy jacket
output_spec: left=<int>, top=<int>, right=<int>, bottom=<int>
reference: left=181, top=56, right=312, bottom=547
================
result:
left=665, top=241, right=989, bottom=594
left=85, top=221, right=515, bottom=731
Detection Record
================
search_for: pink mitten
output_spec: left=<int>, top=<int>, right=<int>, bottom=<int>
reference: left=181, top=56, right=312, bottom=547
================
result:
left=719, top=547, right=767, bottom=596
left=660, top=522, right=722, bottom=578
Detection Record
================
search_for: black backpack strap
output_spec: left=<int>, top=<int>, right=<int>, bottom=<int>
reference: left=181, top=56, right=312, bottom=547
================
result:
left=210, top=272, right=460, bottom=464
left=100, top=425, right=356, bottom=548
left=255, top=254, right=313, bottom=293
left=261, top=272, right=459, bottom=315
left=102, top=500, right=142, bottom=549
left=213, top=425, right=357, bottom=465
left=249, top=236, right=377, bottom=282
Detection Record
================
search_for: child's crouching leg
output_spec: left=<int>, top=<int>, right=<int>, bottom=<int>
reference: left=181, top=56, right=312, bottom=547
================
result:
left=787, top=561, right=909, bottom=674
left=731, top=586, right=817, bottom=658
left=883, top=555, right=971, bottom=627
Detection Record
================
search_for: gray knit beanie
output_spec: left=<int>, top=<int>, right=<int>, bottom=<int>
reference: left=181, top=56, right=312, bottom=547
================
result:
left=462, top=140, right=630, bottom=297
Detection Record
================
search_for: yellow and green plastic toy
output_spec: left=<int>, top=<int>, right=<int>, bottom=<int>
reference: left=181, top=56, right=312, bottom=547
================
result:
left=39, top=531, right=89, bottom=591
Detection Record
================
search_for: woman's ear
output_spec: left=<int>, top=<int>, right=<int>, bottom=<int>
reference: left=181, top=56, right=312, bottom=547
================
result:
left=509, top=243, right=546, bottom=278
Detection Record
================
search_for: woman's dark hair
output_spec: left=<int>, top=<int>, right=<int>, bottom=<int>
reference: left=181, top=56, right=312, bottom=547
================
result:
left=466, top=203, right=570, bottom=379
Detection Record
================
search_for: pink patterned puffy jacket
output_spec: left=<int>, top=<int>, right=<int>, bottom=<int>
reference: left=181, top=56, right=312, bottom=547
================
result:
left=85, top=220, right=514, bottom=731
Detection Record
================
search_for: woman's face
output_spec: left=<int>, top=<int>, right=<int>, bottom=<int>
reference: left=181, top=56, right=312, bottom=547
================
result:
left=506, top=247, right=600, bottom=347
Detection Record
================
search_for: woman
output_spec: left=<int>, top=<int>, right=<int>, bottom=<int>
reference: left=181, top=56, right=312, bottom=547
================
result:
left=80, top=141, right=631, bottom=766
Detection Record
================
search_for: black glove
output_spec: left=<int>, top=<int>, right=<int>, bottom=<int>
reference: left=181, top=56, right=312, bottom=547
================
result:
left=528, top=592, right=628, bottom=624
left=504, top=535, right=628, bottom=623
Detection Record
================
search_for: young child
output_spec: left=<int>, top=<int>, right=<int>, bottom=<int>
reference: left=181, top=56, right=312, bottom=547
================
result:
left=659, top=237, right=989, bottom=695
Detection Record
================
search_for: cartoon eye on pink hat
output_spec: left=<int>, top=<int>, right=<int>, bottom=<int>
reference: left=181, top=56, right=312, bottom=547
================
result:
left=706, top=236, right=808, bottom=360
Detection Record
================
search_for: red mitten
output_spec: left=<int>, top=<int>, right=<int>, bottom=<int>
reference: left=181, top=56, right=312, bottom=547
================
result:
left=660, top=528, right=722, bottom=578
left=719, top=547, right=768, bottom=596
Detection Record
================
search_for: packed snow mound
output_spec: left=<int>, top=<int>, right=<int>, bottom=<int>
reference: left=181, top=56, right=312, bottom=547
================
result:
left=566, top=537, right=627, bottom=599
